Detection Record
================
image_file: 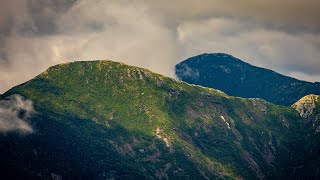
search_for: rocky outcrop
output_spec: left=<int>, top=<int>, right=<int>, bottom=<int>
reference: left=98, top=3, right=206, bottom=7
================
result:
left=292, top=94, right=319, bottom=118
left=292, top=94, right=320, bottom=133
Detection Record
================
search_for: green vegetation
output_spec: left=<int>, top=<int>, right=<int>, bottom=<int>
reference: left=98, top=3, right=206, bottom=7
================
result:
left=175, top=53, right=320, bottom=106
left=0, top=60, right=318, bottom=179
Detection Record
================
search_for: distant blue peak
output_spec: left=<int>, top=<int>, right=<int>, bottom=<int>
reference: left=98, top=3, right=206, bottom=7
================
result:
left=193, top=53, right=246, bottom=63
left=206, top=52, right=231, bottom=56
left=197, top=53, right=235, bottom=58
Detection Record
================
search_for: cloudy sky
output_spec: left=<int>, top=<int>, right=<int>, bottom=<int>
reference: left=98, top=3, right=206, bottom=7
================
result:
left=1, top=0, right=320, bottom=93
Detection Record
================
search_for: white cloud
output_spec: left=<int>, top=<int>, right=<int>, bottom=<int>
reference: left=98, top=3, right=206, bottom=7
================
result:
left=0, top=94, right=34, bottom=133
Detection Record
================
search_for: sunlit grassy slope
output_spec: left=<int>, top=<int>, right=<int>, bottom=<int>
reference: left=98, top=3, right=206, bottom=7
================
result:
left=0, top=60, right=317, bottom=179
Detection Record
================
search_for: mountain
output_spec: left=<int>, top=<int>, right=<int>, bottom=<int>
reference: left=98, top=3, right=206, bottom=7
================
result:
left=175, top=53, right=320, bottom=106
left=0, top=60, right=318, bottom=179
left=292, top=95, right=320, bottom=177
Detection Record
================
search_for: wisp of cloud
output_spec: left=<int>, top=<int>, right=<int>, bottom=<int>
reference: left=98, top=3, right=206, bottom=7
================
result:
left=0, top=94, right=34, bottom=134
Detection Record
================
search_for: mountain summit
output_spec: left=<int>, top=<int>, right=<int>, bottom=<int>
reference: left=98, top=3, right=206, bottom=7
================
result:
left=175, top=53, right=320, bottom=106
left=0, top=60, right=319, bottom=179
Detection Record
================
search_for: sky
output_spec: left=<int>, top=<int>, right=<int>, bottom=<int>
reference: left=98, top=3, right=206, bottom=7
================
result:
left=0, top=0, right=320, bottom=93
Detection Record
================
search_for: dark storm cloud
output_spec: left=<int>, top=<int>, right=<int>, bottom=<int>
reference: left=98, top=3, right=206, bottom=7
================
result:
left=0, top=0, right=319, bottom=93
left=0, top=0, right=76, bottom=35
left=144, top=0, right=320, bottom=32
left=28, top=0, right=77, bottom=35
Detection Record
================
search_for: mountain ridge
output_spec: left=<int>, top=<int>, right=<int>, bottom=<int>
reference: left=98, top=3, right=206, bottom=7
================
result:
left=175, top=53, right=320, bottom=106
left=0, top=60, right=318, bottom=179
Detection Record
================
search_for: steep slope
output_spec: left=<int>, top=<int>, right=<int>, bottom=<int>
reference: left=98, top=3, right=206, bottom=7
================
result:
left=292, top=95, right=320, bottom=178
left=292, top=95, right=320, bottom=119
left=175, top=53, right=320, bottom=106
left=0, top=60, right=314, bottom=179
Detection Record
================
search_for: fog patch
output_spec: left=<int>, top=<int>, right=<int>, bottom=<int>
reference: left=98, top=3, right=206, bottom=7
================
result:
left=0, top=94, right=34, bottom=134
left=176, top=64, right=199, bottom=80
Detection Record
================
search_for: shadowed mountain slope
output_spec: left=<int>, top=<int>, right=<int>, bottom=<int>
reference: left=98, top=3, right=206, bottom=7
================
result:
left=175, top=53, right=320, bottom=106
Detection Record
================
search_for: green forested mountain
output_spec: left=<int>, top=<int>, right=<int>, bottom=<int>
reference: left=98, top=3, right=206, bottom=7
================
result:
left=175, top=53, right=320, bottom=106
left=0, top=60, right=319, bottom=179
